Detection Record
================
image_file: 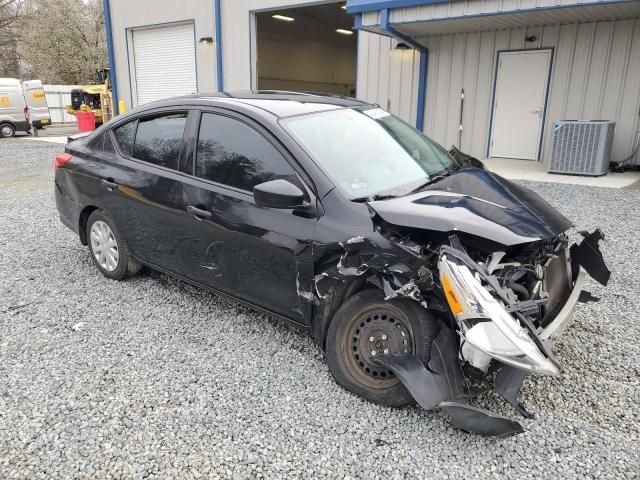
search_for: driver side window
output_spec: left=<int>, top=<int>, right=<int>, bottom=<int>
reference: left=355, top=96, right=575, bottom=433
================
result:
left=195, top=113, right=302, bottom=192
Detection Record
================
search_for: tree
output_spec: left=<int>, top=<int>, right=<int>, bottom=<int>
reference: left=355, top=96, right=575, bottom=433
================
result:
left=0, top=0, right=26, bottom=77
left=17, top=0, right=107, bottom=84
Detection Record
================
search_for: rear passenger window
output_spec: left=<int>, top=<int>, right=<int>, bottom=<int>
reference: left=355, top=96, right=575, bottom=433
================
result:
left=195, top=113, right=301, bottom=192
left=133, top=113, right=187, bottom=169
left=113, top=121, right=136, bottom=156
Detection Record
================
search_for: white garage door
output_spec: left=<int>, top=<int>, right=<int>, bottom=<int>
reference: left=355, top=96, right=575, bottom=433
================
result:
left=132, top=23, right=197, bottom=106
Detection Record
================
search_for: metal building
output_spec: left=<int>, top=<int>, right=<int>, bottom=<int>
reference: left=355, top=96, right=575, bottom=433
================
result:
left=104, top=0, right=640, bottom=166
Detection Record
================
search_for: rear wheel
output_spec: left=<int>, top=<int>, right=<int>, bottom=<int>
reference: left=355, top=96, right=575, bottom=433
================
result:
left=326, top=289, right=441, bottom=407
left=0, top=124, right=15, bottom=138
left=86, top=210, right=141, bottom=280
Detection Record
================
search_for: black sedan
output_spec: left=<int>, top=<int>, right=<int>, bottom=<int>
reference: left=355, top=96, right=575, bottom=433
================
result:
left=55, top=92, right=609, bottom=437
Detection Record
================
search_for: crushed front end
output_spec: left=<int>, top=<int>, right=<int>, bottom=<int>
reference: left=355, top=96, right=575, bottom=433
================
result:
left=439, top=234, right=581, bottom=377
left=374, top=228, right=609, bottom=437
left=314, top=165, right=611, bottom=437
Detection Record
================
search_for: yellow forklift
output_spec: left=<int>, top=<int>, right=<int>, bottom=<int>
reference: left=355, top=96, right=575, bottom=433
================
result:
left=65, top=69, right=114, bottom=126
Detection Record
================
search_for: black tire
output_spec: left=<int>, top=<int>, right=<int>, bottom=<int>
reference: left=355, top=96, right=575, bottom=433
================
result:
left=0, top=123, right=16, bottom=138
left=86, top=210, right=141, bottom=280
left=326, top=289, right=441, bottom=407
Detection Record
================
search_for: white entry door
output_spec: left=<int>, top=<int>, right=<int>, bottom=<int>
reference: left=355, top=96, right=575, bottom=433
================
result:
left=132, top=23, right=197, bottom=106
left=490, top=50, right=552, bottom=160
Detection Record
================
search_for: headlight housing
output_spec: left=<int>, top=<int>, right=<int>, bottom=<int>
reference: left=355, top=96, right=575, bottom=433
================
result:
left=439, top=253, right=559, bottom=375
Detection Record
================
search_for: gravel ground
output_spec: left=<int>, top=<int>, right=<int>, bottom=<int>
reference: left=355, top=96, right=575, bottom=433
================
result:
left=0, top=138, right=638, bottom=479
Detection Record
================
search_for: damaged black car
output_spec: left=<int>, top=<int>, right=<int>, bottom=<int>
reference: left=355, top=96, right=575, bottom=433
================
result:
left=54, top=92, right=610, bottom=438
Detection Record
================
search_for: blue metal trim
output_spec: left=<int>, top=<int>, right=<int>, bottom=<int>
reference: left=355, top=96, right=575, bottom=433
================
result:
left=347, top=0, right=633, bottom=14
left=377, top=8, right=428, bottom=131
left=416, top=49, right=427, bottom=132
left=354, top=12, right=362, bottom=29
left=380, top=7, right=389, bottom=28
left=102, top=0, right=118, bottom=115
left=248, top=12, right=254, bottom=89
left=486, top=48, right=554, bottom=161
left=214, top=0, right=224, bottom=91
left=347, top=0, right=454, bottom=14
left=538, top=48, right=555, bottom=163
left=354, top=13, right=361, bottom=97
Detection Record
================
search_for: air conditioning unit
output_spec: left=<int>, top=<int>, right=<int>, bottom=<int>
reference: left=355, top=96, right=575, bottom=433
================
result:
left=549, top=120, right=615, bottom=176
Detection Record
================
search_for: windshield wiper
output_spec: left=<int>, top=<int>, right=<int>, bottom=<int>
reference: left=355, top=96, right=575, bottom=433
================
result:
left=351, top=193, right=398, bottom=203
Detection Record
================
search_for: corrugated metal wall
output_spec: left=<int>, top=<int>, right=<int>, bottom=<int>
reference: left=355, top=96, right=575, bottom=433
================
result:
left=43, top=85, right=80, bottom=124
left=109, top=0, right=216, bottom=108
left=356, top=33, right=421, bottom=124
left=358, top=18, right=640, bottom=164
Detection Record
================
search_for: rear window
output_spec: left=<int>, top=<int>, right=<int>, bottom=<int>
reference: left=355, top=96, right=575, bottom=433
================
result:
left=112, top=121, right=136, bottom=156
left=133, top=113, right=187, bottom=169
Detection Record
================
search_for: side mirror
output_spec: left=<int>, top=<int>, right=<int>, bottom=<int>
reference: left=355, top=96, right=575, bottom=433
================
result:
left=253, top=179, right=307, bottom=209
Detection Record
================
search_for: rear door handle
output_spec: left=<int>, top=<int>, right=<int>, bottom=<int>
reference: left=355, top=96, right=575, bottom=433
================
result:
left=187, top=205, right=212, bottom=220
left=101, top=179, right=118, bottom=191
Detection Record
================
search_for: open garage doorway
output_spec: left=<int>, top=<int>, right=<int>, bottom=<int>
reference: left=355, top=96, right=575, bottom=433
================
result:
left=255, top=3, right=356, bottom=96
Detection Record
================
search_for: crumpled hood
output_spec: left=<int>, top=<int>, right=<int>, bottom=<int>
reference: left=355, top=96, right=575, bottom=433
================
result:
left=368, top=168, right=573, bottom=246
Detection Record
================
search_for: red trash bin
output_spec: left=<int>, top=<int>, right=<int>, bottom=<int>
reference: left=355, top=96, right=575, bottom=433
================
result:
left=76, top=111, right=96, bottom=133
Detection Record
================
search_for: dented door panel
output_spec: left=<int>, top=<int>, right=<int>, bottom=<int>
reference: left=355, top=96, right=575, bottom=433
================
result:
left=178, top=178, right=316, bottom=323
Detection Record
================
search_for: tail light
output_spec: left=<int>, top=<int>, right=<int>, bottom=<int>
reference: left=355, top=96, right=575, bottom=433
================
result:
left=24, top=106, right=30, bottom=123
left=55, top=153, right=72, bottom=169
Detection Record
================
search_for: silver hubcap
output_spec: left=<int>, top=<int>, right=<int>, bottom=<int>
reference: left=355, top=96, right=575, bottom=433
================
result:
left=90, top=221, right=119, bottom=272
left=1, top=126, right=12, bottom=136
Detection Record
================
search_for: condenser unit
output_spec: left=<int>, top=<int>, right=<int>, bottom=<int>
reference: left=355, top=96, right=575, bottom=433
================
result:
left=549, top=120, right=615, bottom=176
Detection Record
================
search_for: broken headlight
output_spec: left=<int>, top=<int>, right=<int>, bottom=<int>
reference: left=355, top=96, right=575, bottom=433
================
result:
left=438, top=254, right=559, bottom=376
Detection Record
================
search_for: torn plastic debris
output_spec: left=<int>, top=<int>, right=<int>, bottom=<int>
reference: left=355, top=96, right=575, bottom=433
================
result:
left=570, top=229, right=610, bottom=286
left=374, top=327, right=525, bottom=438
left=494, top=364, right=534, bottom=419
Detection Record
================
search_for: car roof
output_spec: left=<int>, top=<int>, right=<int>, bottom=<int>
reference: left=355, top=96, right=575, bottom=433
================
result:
left=157, top=91, right=374, bottom=118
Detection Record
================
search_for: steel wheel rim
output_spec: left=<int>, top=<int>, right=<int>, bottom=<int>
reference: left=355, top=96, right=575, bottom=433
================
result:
left=342, top=305, right=415, bottom=389
left=1, top=126, right=12, bottom=136
left=90, top=221, right=119, bottom=272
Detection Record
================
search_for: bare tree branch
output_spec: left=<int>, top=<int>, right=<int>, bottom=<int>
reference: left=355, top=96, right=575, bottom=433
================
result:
left=13, top=0, right=107, bottom=83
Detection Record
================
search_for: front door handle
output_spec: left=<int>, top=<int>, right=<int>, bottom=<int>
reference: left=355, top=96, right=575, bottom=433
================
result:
left=187, top=205, right=212, bottom=220
left=101, top=179, right=118, bottom=191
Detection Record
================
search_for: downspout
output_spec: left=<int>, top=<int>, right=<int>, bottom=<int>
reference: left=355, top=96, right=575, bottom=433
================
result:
left=102, top=0, right=119, bottom=115
left=378, top=8, right=428, bottom=132
left=214, top=0, right=224, bottom=91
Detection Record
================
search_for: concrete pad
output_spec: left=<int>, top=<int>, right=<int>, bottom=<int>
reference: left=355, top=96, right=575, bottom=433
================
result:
left=483, top=157, right=640, bottom=189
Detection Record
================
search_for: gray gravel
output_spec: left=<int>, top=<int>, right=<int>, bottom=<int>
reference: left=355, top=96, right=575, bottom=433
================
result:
left=1, top=138, right=639, bottom=479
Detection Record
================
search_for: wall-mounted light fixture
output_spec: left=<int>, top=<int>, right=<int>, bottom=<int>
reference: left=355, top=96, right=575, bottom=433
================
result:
left=341, top=4, right=346, bottom=9
left=395, top=42, right=410, bottom=49
left=272, top=14, right=295, bottom=22
left=525, top=35, right=537, bottom=43
left=336, top=28, right=353, bottom=35
left=199, top=37, right=214, bottom=44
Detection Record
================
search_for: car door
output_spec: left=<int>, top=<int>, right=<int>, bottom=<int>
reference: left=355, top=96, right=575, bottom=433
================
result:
left=176, top=109, right=318, bottom=324
left=100, top=108, right=197, bottom=274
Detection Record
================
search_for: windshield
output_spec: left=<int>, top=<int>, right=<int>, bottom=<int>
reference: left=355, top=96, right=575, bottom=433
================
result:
left=282, top=107, right=457, bottom=199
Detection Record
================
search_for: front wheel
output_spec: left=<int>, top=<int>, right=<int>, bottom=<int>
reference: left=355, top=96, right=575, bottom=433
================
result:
left=326, top=289, right=441, bottom=407
left=0, top=124, right=16, bottom=138
left=86, top=210, right=141, bottom=280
